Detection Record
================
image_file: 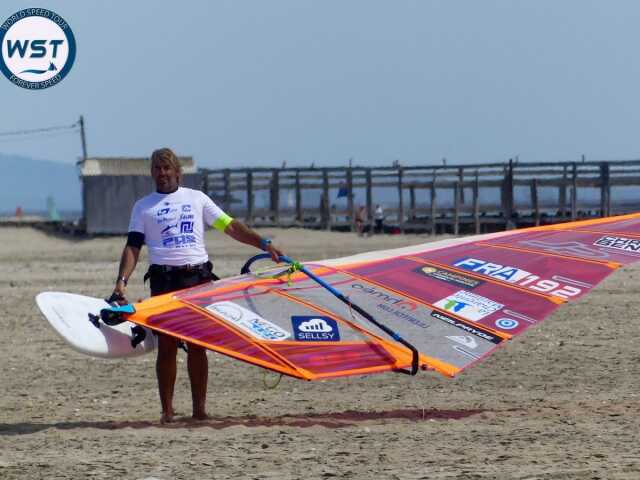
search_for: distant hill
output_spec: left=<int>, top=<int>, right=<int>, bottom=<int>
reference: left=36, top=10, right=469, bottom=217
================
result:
left=2, top=153, right=81, bottom=214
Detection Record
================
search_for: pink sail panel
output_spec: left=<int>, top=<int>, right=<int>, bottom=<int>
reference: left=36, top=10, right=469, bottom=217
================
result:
left=170, top=282, right=413, bottom=379
left=410, top=241, right=616, bottom=300
left=567, top=215, right=640, bottom=236
left=342, top=256, right=558, bottom=335
left=483, top=229, right=639, bottom=265
left=145, top=307, right=290, bottom=369
left=267, top=342, right=404, bottom=377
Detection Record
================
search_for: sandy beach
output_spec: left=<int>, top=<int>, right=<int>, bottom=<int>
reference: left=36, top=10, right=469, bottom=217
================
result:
left=1, top=226, right=639, bottom=479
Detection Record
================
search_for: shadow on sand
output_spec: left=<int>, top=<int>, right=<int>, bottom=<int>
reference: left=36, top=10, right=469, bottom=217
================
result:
left=0, top=408, right=486, bottom=435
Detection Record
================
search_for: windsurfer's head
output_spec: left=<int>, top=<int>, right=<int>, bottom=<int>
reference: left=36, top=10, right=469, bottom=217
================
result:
left=151, top=147, right=182, bottom=193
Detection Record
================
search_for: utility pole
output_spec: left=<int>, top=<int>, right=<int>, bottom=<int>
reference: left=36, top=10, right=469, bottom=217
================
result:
left=78, top=115, right=88, bottom=230
left=79, top=115, right=88, bottom=161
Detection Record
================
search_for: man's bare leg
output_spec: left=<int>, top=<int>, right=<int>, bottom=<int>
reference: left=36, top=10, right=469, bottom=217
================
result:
left=187, top=344, right=208, bottom=420
left=156, top=334, right=178, bottom=423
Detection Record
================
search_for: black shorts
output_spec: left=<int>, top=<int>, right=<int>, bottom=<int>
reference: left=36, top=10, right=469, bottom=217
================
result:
left=148, top=261, right=219, bottom=297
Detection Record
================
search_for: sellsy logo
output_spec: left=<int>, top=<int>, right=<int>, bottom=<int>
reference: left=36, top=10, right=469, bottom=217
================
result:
left=0, top=8, right=76, bottom=89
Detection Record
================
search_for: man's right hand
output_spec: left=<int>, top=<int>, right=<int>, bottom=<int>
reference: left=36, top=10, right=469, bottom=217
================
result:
left=109, top=282, right=129, bottom=305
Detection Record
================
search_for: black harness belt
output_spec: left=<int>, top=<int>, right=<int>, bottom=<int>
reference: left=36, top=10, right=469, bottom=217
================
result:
left=144, top=261, right=214, bottom=283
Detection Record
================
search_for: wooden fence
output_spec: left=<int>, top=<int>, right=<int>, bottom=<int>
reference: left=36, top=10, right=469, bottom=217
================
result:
left=200, top=159, right=640, bottom=234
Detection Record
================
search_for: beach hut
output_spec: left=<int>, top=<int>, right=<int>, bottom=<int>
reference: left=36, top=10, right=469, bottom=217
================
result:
left=78, top=156, right=201, bottom=234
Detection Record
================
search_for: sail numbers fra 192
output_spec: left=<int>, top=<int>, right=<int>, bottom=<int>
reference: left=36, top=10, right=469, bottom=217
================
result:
left=453, top=257, right=582, bottom=299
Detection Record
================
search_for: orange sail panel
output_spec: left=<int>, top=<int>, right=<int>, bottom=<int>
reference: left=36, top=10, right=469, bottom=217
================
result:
left=129, top=283, right=413, bottom=380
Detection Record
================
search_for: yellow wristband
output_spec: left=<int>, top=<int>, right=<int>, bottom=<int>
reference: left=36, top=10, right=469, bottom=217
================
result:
left=213, top=213, right=233, bottom=232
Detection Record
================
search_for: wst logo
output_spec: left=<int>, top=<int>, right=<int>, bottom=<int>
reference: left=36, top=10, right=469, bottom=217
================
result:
left=0, top=8, right=76, bottom=89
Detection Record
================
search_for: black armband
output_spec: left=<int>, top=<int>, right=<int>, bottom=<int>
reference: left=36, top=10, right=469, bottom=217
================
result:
left=126, top=231, right=145, bottom=249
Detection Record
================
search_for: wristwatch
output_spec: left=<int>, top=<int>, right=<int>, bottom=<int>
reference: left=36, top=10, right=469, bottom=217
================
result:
left=117, top=276, right=128, bottom=286
left=260, top=238, right=272, bottom=251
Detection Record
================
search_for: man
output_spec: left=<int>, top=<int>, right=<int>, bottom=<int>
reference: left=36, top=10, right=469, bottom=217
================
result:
left=355, top=205, right=366, bottom=237
left=374, top=204, right=384, bottom=233
left=112, top=148, right=283, bottom=423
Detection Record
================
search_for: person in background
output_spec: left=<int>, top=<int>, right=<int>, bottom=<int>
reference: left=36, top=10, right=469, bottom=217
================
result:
left=355, top=205, right=366, bottom=237
left=374, top=204, right=385, bottom=233
left=111, top=147, right=283, bottom=423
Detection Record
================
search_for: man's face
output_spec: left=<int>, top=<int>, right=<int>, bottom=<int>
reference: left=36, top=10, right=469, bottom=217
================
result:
left=151, top=159, right=180, bottom=193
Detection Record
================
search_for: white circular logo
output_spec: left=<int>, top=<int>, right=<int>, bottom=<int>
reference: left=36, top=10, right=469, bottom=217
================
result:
left=0, top=8, right=76, bottom=89
left=495, top=318, right=519, bottom=330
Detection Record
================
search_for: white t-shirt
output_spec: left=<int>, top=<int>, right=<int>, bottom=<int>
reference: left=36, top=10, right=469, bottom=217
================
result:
left=128, top=187, right=229, bottom=266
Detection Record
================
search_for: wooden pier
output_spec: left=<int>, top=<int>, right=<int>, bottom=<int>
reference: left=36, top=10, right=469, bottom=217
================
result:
left=202, top=159, right=640, bottom=234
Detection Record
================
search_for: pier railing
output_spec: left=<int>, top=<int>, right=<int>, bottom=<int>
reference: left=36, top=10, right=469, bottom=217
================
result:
left=200, top=159, right=640, bottom=233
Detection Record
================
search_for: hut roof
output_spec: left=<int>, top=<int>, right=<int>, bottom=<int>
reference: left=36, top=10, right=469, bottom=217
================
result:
left=78, top=156, right=196, bottom=176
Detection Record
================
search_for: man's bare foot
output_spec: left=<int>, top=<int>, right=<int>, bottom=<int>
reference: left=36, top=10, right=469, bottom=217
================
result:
left=160, top=411, right=175, bottom=424
left=192, top=412, right=209, bottom=421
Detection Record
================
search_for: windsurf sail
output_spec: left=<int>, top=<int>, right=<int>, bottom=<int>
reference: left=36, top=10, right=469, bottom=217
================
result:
left=103, top=212, right=640, bottom=380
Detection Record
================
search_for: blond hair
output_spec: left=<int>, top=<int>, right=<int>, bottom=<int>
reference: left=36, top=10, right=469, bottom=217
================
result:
left=150, top=148, right=182, bottom=183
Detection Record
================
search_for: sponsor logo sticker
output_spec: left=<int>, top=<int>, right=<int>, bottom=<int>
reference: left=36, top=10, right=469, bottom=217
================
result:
left=292, top=316, right=340, bottom=342
left=206, top=301, right=290, bottom=341
left=430, top=311, right=503, bottom=344
left=415, top=266, right=483, bottom=289
left=433, top=290, right=503, bottom=322
left=446, top=335, right=478, bottom=349
left=350, top=283, right=416, bottom=310
left=593, top=235, right=640, bottom=254
left=349, top=283, right=429, bottom=329
left=495, top=318, right=519, bottom=330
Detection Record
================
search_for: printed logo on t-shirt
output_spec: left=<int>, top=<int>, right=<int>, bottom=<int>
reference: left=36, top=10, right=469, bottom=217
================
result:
left=179, top=203, right=195, bottom=233
left=157, top=202, right=196, bottom=248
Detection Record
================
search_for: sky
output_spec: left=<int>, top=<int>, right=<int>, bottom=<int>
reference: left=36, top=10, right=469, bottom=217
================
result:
left=1, top=0, right=640, bottom=169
